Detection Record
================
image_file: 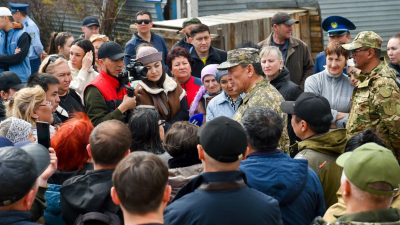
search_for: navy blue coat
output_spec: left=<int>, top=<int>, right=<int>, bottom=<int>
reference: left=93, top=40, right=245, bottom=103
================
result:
left=0, top=211, right=38, bottom=225
left=164, top=171, right=283, bottom=225
left=240, top=152, right=326, bottom=225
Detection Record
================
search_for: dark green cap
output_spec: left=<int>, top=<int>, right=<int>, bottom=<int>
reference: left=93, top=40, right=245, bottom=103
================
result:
left=182, top=17, right=201, bottom=28
left=336, top=143, right=400, bottom=196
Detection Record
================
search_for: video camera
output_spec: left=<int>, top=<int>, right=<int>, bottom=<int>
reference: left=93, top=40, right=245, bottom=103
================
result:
left=117, top=59, right=148, bottom=97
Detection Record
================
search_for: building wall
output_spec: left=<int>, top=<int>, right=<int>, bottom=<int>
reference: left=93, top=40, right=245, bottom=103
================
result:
left=318, top=0, right=400, bottom=50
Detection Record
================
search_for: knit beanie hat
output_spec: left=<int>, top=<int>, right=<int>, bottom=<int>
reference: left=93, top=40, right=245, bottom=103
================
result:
left=201, top=64, right=219, bottom=84
left=2, top=117, right=32, bottom=144
left=214, top=67, right=229, bottom=83
left=136, top=46, right=163, bottom=65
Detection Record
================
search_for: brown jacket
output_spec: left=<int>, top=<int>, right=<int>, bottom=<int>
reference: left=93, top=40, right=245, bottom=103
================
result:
left=135, top=76, right=186, bottom=120
left=258, top=33, right=314, bottom=90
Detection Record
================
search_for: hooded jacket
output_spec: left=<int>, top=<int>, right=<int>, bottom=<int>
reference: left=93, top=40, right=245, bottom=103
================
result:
left=60, top=169, right=122, bottom=225
left=240, top=151, right=326, bottom=225
left=294, top=129, right=347, bottom=209
left=270, top=66, right=303, bottom=145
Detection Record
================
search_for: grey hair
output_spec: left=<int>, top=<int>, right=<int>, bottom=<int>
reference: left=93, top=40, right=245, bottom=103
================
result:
left=241, top=106, right=283, bottom=151
left=260, top=46, right=283, bottom=62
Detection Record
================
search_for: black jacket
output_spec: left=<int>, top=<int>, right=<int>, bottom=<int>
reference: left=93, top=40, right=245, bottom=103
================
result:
left=172, top=36, right=192, bottom=52
left=190, top=46, right=227, bottom=79
left=0, top=99, right=5, bottom=122
left=164, top=171, right=283, bottom=225
left=270, top=66, right=303, bottom=147
left=60, top=169, right=123, bottom=225
left=48, top=163, right=94, bottom=185
left=0, top=211, right=38, bottom=225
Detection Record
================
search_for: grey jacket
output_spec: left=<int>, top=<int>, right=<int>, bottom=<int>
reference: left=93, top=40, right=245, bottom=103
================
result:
left=305, top=69, right=354, bottom=128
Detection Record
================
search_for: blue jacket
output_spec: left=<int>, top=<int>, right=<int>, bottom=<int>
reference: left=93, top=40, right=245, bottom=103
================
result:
left=0, top=29, right=31, bottom=82
left=164, top=171, right=283, bottom=225
left=124, top=32, right=169, bottom=69
left=44, top=184, right=66, bottom=225
left=206, top=91, right=243, bottom=121
left=314, top=51, right=348, bottom=74
left=0, top=211, right=37, bottom=225
left=240, top=152, right=326, bottom=225
left=22, top=17, right=43, bottom=60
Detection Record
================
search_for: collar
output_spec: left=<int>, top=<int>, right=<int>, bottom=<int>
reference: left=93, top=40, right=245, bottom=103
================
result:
left=190, top=45, right=219, bottom=61
left=324, top=69, right=346, bottom=81
left=247, top=149, right=281, bottom=157
left=242, top=78, right=270, bottom=104
left=172, top=171, right=247, bottom=203
left=138, top=75, right=178, bottom=95
left=389, top=62, right=400, bottom=74
left=0, top=210, right=31, bottom=221
left=168, top=154, right=201, bottom=169
left=180, top=75, right=193, bottom=85
left=99, top=70, right=123, bottom=90
left=271, top=32, right=290, bottom=49
left=336, top=208, right=400, bottom=223
left=135, top=31, right=154, bottom=42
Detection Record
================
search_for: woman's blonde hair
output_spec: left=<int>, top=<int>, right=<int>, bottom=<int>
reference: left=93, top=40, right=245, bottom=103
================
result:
left=38, top=54, right=68, bottom=75
left=260, top=46, right=283, bottom=62
left=90, top=34, right=109, bottom=43
left=5, top=85, right=46, bottom=125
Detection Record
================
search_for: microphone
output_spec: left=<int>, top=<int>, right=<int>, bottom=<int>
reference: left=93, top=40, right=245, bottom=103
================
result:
left=189, top=113, right=204, bottom=126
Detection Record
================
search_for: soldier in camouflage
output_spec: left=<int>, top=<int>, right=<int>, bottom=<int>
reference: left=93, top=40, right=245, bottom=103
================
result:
left=217, top=48, right=289, bottom=153
left=342, top=31, right=400, bottom=160
left=312, top=143, right=400, bottom=225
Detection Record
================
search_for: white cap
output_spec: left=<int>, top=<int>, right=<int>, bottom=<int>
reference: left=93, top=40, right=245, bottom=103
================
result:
left=0, top=7, right=12, bottom=17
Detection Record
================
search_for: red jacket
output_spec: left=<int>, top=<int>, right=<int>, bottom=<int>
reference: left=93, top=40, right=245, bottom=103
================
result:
left=180, top=76, right=201, bottom=107
left=86, top=70, right=127, bottom=101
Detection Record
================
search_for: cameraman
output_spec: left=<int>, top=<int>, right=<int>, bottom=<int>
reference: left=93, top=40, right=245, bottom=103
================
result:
left=84, top=41, right=136, bottom=126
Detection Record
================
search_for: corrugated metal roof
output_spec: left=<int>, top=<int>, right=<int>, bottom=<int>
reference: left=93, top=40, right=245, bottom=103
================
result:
left=318, top=0, right=400, bottom=51
left=198, top=0, right=247, bottom=16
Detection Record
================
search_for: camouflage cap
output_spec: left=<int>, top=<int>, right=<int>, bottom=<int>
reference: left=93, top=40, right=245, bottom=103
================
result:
left=217, top=48, right=260, bottom=70
left=342, top=31, right=382, bottom=50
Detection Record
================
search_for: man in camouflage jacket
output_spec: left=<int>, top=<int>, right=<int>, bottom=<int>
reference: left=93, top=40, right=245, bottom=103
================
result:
left=217, top=48, right=290, bottom=153
left=342, top=31, right=400, bottom=160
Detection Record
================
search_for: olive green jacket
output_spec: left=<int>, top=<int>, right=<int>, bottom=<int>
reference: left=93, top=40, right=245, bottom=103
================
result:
left=314, top=208, right=400, bottom=225
left=84, top=86, right=126, bottom=127
left=294, top=129, right=347, bottom=209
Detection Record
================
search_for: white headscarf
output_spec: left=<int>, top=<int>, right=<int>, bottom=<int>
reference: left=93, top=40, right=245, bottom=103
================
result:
left=5, top=117, right=32, bottom=144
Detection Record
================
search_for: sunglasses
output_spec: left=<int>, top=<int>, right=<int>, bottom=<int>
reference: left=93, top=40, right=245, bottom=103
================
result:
left=43, top=55, right=64, bottom=72
left=136, top=19, right=151, bottom=25
left=349, top=48, right=370, bottom=57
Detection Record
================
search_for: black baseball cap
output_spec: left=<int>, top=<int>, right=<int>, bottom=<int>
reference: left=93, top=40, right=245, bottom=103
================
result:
left=280, top=92, right=332, bottom=125
left=271, top=12, right=299, bottom=26
left=97, top=41, right=128, bottom=60
left=197, top=116, right=248, bottom=163
left=0, top=143, right=50, bottom=206
left=82, top=16, right=100, bottom=27
left=0, top=71, right=24, bottom=91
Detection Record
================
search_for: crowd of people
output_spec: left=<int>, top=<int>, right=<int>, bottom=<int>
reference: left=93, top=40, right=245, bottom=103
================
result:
left=0, top=2, right=400, bottom=225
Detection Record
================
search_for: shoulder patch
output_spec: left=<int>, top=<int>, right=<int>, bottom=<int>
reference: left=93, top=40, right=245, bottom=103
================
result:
left=25, top=22, right=28, bottom=27
left=29, top=32, right=35, bottom=39
left=379, top=86, right=392, bottom=98
left=382, top=100, right=397, bottom=115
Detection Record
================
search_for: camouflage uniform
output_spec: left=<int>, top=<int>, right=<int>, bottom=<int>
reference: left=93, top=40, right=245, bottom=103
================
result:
left=218, top=48, right=290, bottom=153
left=342, top=31, right=400, bottom=159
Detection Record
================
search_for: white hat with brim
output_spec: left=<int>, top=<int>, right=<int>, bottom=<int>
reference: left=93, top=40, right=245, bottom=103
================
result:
left=0, top=7, right=12, bottom=17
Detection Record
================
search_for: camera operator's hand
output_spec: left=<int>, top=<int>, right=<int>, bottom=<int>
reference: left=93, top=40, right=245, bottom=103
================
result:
left=118, top=95, right=136, bottom=113
left=81, top=50, right=93, bottom=71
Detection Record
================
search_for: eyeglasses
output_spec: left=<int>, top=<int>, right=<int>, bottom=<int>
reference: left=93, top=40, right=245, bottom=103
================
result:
left=38, top=101, right=52, bottom=107
left=349, top=48, right=370, bottom=56
left=159, top=120, right=166, bottom=127
left=136, top=20, right=151, bottom=25
left=43, top=55, right=63, bottom=72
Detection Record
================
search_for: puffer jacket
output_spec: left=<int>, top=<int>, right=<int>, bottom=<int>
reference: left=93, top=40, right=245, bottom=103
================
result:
left=168, top=164, right=203, bottom=201
left=240, top=151, right=326, bottom=225
left=294, top=129, right=347, bottom=209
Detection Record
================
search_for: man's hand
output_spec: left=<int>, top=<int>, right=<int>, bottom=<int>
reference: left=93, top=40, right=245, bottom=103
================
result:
left=37, top=148, right=58, bottom=187
left=14, top=47, right=21, bottom=54
left=118, top=95, right=136, bottom=113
